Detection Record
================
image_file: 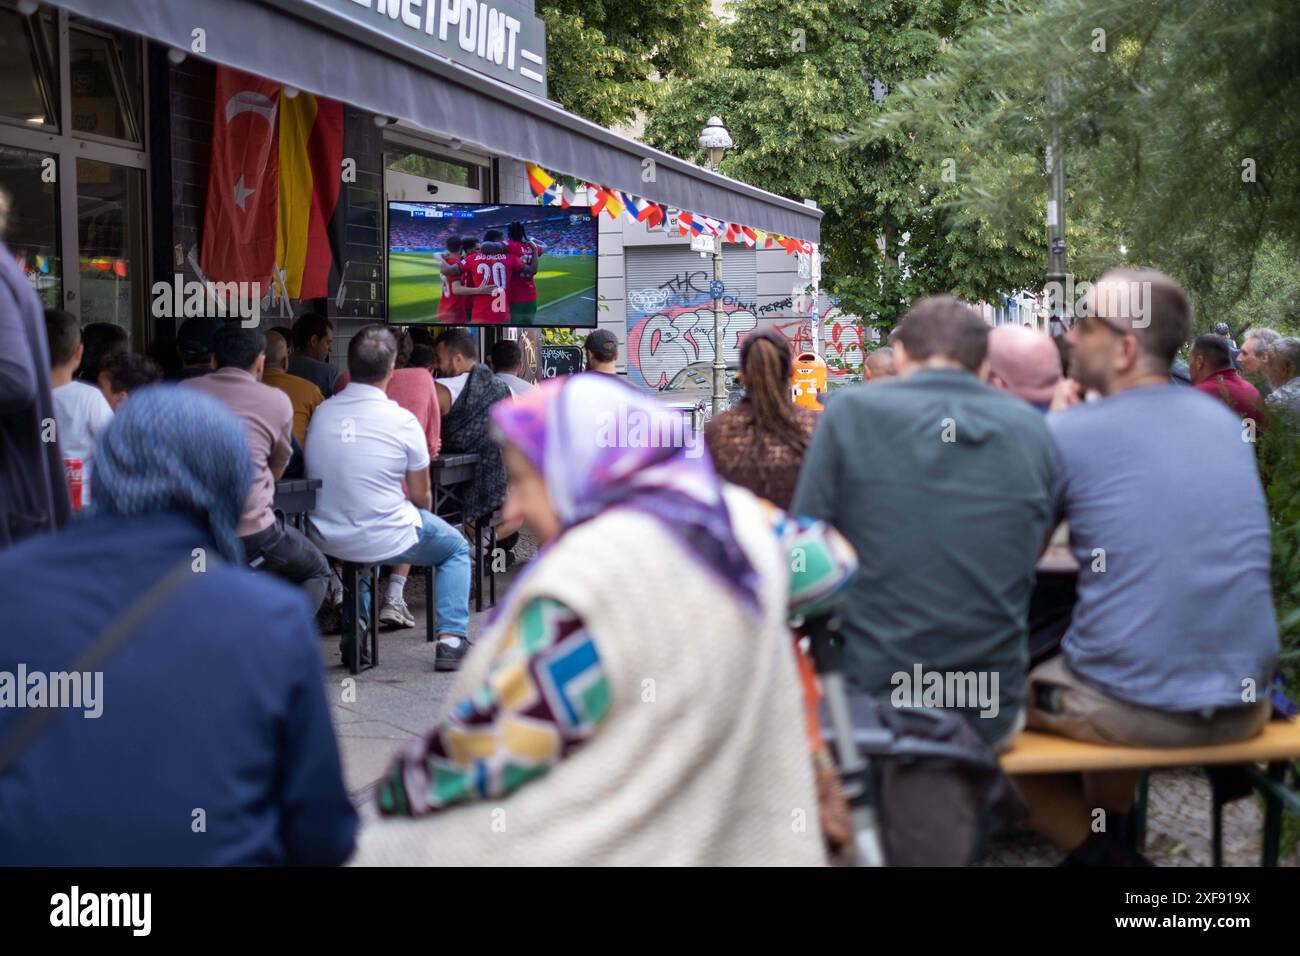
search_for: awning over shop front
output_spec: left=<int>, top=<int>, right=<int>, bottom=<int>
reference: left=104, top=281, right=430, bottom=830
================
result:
left=45, top=0, right=822, bottom=242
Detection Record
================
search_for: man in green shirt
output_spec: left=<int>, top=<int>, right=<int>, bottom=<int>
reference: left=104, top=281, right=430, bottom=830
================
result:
left=792, top=296, right=1055, bottom=748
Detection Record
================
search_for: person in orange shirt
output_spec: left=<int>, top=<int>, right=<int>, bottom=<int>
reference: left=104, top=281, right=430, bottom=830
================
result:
left=262, top=329, right=324, bottom=444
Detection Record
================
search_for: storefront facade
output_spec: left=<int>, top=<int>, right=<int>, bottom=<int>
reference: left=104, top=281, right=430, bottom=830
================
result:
left=0, top=0, right=822, bottom=381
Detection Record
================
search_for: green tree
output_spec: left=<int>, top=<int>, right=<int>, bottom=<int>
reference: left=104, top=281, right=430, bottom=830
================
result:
left=539, top=0, right=718, bottom=129
left=642, top=0, right=1077, bottom=332
left=863, top=0, right=1300, bottom=324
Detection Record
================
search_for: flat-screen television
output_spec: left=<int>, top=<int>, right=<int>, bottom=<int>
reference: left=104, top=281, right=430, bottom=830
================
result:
left=387, top=201, right=598, bottom=327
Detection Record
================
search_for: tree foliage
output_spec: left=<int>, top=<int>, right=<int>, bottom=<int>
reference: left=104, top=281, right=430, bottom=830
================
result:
left=863, top=0, right=1300, bottom=326
left=642, top=0, right=1076, bottom=328
left=539, top=0, right=718, bottom=129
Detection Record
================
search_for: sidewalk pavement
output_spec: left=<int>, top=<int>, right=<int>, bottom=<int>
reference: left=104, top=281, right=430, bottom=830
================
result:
left=317, top=562, right=527, bottom=805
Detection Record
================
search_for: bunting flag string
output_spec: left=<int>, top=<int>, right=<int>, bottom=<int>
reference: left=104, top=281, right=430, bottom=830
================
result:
left=523, top=161, right=810, bottom=256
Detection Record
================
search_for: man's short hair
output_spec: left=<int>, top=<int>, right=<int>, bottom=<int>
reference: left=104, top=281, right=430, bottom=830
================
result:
left=79, top=322, right=130, bottom=380
left=104, top=352, right=163, bottom=393
left=44, top=309, right=81, bottom=367
left=212, top=324, right=266, bottom=371
left=1085, top=268, right=1191, bottom=369
left=264, top=329, right=289, bottom=365
left=482, top=228, right=503, bottom=243
left=461, top=237, right=479, bottom=253
left=177, top=316, right=222, bottom=365
left=891, top=296, right=988, bottom=373
left=409, top=344, right=436, bottom=370
left=1267, top=337, right=1300, bottom=381
left=1190, top=334, right=1232, bottom=371
left=446, top=236, right=463, bottom=253
left=585, top=328, right=618, bottom=363
left=490, top=339, right=522, bottom=372
left=435, top=327, right=477, bottom=361
left=1243, top=327, right=1283, bottom=351
left=291, top=312, right=333, bottom=352
left=270, top=325, right=294, bottom=347
left=866, top=346, right=894, bottom=366
left=349, top=324, right=398, bottom=383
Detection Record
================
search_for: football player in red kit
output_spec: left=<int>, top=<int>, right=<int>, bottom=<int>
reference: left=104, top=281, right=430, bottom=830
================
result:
left=465, top=229, right=536, bottom=324
left=449, top=237, right=493, bottom=324
left=436, top=236, right=466, bottom=323
left=504, top=221, right=546, bottom=325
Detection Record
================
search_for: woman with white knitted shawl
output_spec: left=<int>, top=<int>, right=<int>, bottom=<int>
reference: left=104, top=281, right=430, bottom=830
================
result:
left=352, top=373, right=856, bottom=866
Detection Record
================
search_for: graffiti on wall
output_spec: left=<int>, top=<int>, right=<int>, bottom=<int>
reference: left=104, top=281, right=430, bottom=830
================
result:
left=774, top=306, right=866, bottom=369
left=626, top=268, right=753, bottom=389
left=626, top=268, right=867, bottom=388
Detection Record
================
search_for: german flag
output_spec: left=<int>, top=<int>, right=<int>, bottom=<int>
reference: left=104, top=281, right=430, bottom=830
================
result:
left=201, top=67, right=343, bottom=301
left=277, top=90, right=343, bottom=299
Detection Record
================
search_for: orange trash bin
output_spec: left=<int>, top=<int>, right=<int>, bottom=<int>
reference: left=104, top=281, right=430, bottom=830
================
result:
left=792, top=351, right=827, bottom=411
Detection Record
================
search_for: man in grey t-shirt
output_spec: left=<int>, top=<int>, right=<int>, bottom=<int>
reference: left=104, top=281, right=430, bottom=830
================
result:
left=794, top=296, right=1055, bottom=750
left=1023, top=268, right=1277, bottom=866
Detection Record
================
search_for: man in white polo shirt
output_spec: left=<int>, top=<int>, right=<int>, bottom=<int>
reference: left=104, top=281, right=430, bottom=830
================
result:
left=306, top=325, right=471, bottom=670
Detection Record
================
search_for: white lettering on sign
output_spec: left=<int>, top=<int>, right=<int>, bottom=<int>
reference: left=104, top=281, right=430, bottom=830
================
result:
left=341, top=0, right=543, bottom=88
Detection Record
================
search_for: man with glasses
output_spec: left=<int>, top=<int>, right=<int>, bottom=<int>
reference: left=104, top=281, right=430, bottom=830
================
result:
left=1020, top=269, right=1279, bottom=866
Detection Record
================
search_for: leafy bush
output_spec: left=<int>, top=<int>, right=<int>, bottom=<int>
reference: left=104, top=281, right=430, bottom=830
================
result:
left=1258, top=410, right=1300, bottom=700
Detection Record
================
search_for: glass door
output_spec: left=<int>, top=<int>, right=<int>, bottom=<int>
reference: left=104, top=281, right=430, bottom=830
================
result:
left=75, top=158, right=143, bottom=329
left=0, top=144, right=61, bottom=309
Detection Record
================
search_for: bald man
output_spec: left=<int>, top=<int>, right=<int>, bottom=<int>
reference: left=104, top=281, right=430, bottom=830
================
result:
left=1018, top=267, right=1277, bottom=867
left=986, top=325, right=1062, bottom=412
left=262, top=329, right=324, bottom=444
left=864, top=346, right=896, bottom=381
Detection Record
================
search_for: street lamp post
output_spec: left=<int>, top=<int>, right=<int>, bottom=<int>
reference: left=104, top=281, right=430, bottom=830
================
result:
left=1046, top=0, right=1070, bottom=331
left=698, top=116, right=732, bottom=418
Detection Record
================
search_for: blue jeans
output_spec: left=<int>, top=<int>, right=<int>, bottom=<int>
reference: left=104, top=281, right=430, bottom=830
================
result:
left=345, top=510, right=471, bottom=639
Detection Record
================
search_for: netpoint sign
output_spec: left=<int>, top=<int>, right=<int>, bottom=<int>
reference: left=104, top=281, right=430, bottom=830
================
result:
left=308, top=0, right=548, bottom=96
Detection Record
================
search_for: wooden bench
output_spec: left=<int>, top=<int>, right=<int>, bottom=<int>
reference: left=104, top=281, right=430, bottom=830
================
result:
left=1000, top=722, right=1300, bottom=865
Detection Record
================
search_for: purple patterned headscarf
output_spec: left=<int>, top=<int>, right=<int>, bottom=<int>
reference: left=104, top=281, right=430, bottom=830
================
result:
left=491, top=374, right=759, bottom=611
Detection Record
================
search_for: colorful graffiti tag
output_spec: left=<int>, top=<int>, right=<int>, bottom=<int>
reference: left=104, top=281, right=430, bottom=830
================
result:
left=774, top=307, right=866, bottom=369
left=626, top=268, right=865, bottom=388
left=625, top=268, right=761, bottom=389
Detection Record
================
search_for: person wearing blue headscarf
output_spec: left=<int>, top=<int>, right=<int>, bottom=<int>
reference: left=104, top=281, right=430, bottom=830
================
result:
left=0, top=385, right=356, bottom=865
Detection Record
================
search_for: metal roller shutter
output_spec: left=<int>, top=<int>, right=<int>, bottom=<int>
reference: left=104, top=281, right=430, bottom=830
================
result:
left=624, top=244, right=758, bottom=390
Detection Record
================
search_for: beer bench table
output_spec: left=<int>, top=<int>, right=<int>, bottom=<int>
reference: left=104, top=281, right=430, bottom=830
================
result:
left=1000, top=722, right=1300, bottom=866
left=427, top=452, right=498, bottom=614
left=429, top=453, right=479, bottom=520
left=272, top=478, right=322, bottom=531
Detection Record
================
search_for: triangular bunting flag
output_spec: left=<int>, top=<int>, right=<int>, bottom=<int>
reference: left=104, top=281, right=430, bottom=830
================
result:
left=526, top=163, right=555, bottom=197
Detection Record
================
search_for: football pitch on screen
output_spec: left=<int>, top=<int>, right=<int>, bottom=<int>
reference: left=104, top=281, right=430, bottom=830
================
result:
left=388, top=251, right=597, bottom=325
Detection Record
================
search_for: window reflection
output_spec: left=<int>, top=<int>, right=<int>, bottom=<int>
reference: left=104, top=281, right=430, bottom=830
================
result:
left=77, top=159, right=140, bottom=330
left=70, top=26, right=140, bottom=142
left=0, top=10, right=58, bottom=129
left=0, top=145, right=61, bottom=310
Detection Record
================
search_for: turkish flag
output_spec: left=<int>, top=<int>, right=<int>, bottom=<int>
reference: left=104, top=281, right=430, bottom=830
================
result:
left=200, top=68, right=281, bottom=292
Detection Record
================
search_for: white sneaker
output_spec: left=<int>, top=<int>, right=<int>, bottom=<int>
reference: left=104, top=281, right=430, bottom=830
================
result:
left=379, top=596, right=416, bottom=629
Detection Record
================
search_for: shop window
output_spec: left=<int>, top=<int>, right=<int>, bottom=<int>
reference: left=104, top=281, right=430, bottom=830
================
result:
left=387, top=147, right=481, bottom=190
left=69, top=24, right=141, bottom=143
left=0, top=9, right=59, bottom=129
left=77, top=159, right=142, bottom=330
left=0, top=145, right=62, bottom=310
